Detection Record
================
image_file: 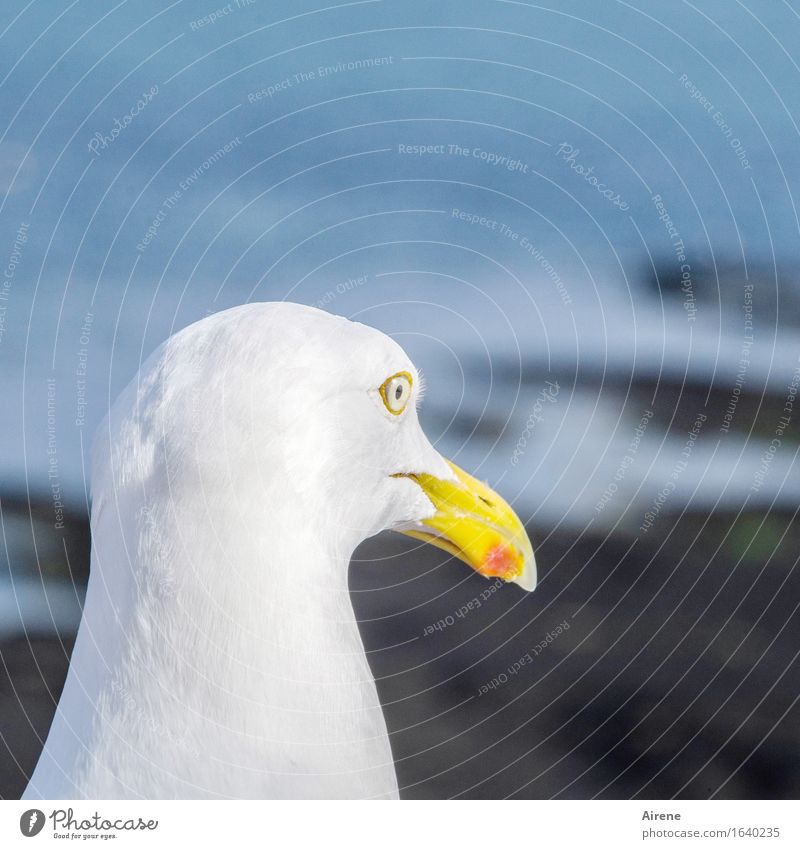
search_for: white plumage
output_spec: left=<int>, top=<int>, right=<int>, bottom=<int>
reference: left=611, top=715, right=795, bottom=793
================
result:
left=24, top=303, right=534, bottom=799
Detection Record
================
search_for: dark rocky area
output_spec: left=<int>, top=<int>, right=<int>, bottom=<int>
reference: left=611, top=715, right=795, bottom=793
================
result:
left=3, top=498, right=797, bottom=799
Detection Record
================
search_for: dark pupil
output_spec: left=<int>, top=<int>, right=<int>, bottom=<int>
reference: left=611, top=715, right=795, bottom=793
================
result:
left=394, top=384, right=403, bottom=400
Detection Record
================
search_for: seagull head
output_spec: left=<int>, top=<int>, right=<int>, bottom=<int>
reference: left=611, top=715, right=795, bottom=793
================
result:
left=194, top=303, right=535, bottom=591
left=148, top=302, right=535, bottom=592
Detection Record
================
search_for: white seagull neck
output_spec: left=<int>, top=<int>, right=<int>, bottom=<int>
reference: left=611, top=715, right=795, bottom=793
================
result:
left=25, top=490, right=399, bottom=800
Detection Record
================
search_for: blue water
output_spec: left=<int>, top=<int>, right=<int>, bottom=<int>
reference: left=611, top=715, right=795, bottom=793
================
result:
left=1, top=0, right=798, bottom=525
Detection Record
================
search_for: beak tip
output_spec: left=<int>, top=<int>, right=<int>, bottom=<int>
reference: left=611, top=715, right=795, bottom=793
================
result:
left=511, top=552, right=537, bottom=592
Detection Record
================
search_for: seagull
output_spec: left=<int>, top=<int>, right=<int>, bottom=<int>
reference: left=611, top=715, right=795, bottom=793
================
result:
left=24, top=302, right=535, bottom=799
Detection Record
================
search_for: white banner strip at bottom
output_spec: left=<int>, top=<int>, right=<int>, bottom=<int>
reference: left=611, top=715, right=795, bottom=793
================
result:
left=1, top=799, right=796, bottom=847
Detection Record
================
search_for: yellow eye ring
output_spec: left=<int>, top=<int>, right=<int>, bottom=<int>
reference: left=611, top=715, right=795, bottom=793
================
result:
left=379, top=371, right=413, bottom=415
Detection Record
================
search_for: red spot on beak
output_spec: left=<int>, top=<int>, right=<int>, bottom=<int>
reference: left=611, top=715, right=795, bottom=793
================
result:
left=481, top=543, right=520, bottom=581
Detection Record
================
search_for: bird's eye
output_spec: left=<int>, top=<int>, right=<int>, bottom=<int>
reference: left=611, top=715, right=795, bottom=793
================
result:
left=379, top=371, right=413, bottom=415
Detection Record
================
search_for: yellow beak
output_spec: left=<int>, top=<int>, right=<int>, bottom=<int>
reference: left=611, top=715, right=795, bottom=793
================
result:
left=396, top=460, right=536, bottom=591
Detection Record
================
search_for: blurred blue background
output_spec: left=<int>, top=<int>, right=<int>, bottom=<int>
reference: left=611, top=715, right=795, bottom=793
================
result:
left=1, top=0, right=799, bottom=799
